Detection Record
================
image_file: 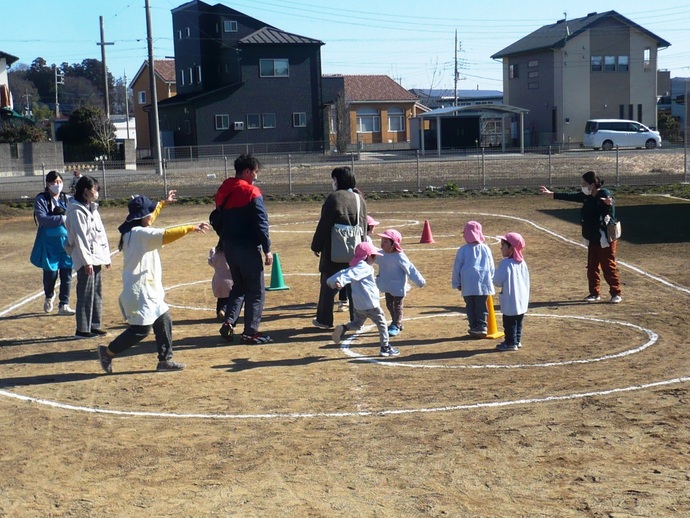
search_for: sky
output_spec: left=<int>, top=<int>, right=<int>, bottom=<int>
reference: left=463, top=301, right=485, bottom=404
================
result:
left=4, top=0, right=690, bottom=92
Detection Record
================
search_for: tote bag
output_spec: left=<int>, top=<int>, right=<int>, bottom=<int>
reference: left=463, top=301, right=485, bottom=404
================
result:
left=330, top=193, right=363, bottom=263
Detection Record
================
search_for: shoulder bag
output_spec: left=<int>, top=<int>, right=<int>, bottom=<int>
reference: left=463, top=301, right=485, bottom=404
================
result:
left=330, top=193, right=363, bottom=263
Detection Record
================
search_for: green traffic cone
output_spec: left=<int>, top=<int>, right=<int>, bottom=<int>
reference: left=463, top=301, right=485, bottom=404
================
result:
left=266, top=252, right=289, bottom=291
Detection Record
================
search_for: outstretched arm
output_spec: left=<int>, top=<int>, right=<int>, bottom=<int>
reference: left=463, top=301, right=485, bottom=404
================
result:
left=163, top=222, right=209, bottom=245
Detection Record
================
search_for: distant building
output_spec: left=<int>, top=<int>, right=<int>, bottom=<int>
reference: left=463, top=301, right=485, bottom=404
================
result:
left=491, top=10, right=670, bottom=146
left=158, top=0, right=324, bottom=152
left=323, top=75, right=428, bottom=151
left=0, top=50, right=19, bottom=111
left=129, top=59, right=176, bottom=154
left=410, top=89, right=503, bottom=110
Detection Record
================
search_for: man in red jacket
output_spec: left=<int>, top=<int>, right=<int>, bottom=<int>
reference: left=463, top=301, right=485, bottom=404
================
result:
left=214, top=154, right=273, bottom=344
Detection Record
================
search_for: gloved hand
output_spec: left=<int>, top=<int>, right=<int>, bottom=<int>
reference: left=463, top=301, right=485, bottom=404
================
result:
left=52, top=206, right=66, bottom=216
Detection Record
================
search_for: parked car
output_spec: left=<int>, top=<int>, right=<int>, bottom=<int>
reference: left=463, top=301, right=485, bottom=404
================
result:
left=583, top=119, right=661, bottom=151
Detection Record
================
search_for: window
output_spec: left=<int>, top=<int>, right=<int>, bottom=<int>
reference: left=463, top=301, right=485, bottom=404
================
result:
left=604, top=56, right=616, bottom=72
left=247, top=114, right=260, bottom=129
left=215, top=114, right=229, bottom=130
left=528, top=60, right=539, bottom=67
left=356, top=107, right=381, bottom=133
left=329, top=106, right=337, bottom=134
left=387, top=107, right=405, bottom=132
left=177, top=30, right=182, bottom=40
left=196, top=66, right=202, bottom=83
left=185, top=27, right=191, bottom=38
left=137, top=91, right=146, bottom=104
left=292, top=112, right=307, bottom=127
left=262, top=113, right=276, bottom=128
left=179, top=70, right=185, bottom=86
left=188, top=68, right=194, bottom=84
left=643, top=48, right=651, bottom=71
left=509, top=64, right=519, bottom=79
left=528, top=82, right=539, bottom=90
left=223, top=20, right=238, bottom=32
left=591, top=55, right=602, bottom=72
left=617, top=55, right=629, bottom=72
left=528, top=71, right=539, bottom=79
left=260, top=59, right=289, bottom=77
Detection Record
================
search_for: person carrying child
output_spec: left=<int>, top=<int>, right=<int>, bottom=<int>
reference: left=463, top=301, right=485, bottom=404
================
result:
left=376, top=228, right=425, bottom=336
left=451, top=221, right=495, bottom=338
left=328, top=242, right=399, bottom=357
left=493, top=232, right=530, bottom=352
left=208, top=239, right=233, bottom=321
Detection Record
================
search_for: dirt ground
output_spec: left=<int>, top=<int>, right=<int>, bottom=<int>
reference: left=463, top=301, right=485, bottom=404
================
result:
left=1, top=194, right=689, bottom=517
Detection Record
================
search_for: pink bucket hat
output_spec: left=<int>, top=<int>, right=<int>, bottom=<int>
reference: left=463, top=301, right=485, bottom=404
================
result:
left=377, top=228, right=403, bottom=252
left=463, top=220, right=485, bottom=244
left=349, top=241, right=383, bottom=267
left=366, top=215, right=380, bottom=227
left=501, top=232, right=526, bottom=262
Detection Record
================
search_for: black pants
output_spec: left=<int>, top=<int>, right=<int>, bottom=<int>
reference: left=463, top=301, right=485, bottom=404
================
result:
left=108, top=311, right=173, bottom=362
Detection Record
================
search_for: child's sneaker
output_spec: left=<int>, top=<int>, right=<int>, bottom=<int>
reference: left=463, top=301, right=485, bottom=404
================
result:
left=44, top=294, right=56, bottom=313
left=241, top=333, right=273, bottom=344
left=387, top=325, right=401, bottom=336
left=332, top=325, right=346, bottom=345
left=379, top=346, right=400, bottom=357
left=584, top=294, right=601, bottom=303
left=496, top=342, right=519, bottom=351
left=97, top=345, right=113, bottom=374
left=58, top=304, right=76, bottom=316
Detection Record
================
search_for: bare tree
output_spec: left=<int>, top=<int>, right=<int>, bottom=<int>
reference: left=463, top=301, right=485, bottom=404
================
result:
left=334, top=93, right=350, bottom=153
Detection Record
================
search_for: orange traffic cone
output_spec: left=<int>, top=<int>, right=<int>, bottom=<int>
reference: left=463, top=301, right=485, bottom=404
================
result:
left=419, top=220, right=435, bottom=243
left=266, top=252, right=289, bottom=291
left=485, top=295, right=505, bottom=339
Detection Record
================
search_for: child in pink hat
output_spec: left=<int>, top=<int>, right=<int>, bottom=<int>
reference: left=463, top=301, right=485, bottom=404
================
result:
left=337, top=215, right=381, bottom=313
left=452, top=221, right=495, bottom=338
left=493, top=232, right=530, bottom=351
left=376, top=228, right=426, bottom=336
left=327, top=242, right=399, bottom=357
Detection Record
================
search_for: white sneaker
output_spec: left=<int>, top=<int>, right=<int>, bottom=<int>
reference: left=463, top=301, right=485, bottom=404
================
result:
left=584, top=294, right=601, bottom=303
left=44, top=294, right=55, bottom=313
left=610, top=295, right=622, bottom=304
left=337, top=301, right=349, bottom=312
left=58, top=304, right=76, bottom=316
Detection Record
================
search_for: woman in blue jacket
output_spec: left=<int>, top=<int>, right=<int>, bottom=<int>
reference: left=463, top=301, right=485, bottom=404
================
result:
left=30, top=170, right=75, bottom=315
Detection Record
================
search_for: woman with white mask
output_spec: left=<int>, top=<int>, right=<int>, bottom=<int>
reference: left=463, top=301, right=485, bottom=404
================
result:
left=65, top=175, right=111, bottom=338
left=539, top=171, right=622, bottom=304
left=30, top=170, right=75, bottom=315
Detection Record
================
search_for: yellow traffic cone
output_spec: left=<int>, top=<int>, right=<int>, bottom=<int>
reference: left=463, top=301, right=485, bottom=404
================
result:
left=485, top=295, right=504, bottom=339
left=266, top=252, right=289, bottom=291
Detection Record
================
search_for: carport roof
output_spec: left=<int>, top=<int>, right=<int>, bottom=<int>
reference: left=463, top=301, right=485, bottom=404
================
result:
left=419, top=104, right=529, bottom=117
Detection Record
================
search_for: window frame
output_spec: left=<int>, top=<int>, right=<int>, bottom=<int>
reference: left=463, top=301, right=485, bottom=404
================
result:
left=617, top=55, right=629, bottom=72
left=247, top=113, right=260, bottom=130
left=509, top=64, right=519, bottom=79
left=179, top=70, right=185, bottom=86
left=259, top=59, right=289, bottom=78
left=387, top=107, right=405, bottom=132
left=591, top=55, right=602, bottom=72
left=262, top=113, right=276, bottom=129
left=604, top=55, right=616, bottom=72
left=223, top=20, right=238, bottom=32
left=137, top=91, right=147, bottom=104
left=356, top=107, right=381, bottom=133
left=215, top=114, right=230, bottom=131
left=292, top=112, right=307, bottom=128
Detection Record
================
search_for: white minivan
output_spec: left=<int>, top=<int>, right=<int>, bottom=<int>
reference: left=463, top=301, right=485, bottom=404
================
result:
left=583, top=119, right=661, bottom=151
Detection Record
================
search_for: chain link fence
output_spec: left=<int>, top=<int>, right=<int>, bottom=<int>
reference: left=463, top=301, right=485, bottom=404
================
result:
left=1, top=146, right=687, bottom=204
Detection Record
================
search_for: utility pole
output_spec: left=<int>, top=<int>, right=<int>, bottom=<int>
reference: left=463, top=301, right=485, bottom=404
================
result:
left=145, top=0, right=163, bottom=175
left=124, top=71, right=131, bottom=141
left=97, top=16, right=114, bottom=118
left=54, top=65, right=64, bottom=118
left=454, top=30, right=458, bottom=107
left=23, top=90, right=33, bottom=118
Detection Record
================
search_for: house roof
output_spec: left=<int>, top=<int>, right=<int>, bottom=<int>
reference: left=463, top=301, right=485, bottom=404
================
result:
left=411, top=88, right=503, bottom=99
left=129, top=59, right=176, bottom=89
left=0, top=51, right=19, bottom=66
left=239, top=26, right=323, bottom=45
left=419, top=104, right=529, bottom=118
left=491, top=10, right=671, bottom=59
left=323, top=75, right=419, bottom=103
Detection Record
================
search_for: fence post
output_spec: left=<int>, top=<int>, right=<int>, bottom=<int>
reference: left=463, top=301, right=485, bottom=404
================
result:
left=288, top=154, right=293, bottom=196
left=223, top=156, right=228, bottom=180
left=100, top=159, right=107, bottom=200
left=415, top=150, right=420, bottom=192
left=41, top=163, right=45, bottom=185
left=163, top=159, right=168, bottom=196
left=615, top=145, right=620, bottom=187
left=350, top=152, right=355, bottom=174
left=548, top=145, right=552, bottom=188
left=481, top=146, right=486, bottom=190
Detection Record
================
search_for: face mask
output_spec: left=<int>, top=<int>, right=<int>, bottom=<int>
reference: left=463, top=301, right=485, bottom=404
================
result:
left=48, top=183, right=63, bottom=195
left=581, top=185, right=592, bottom=195
left=332, top=179, right=338, bottom=191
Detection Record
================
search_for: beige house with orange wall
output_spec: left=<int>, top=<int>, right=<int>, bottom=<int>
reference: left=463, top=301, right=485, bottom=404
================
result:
left=322, top=75, right=428, bottom=151
left=129, top=59, right=176, bottom=153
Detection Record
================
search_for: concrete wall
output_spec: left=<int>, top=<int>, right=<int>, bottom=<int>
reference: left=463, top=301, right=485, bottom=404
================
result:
left=0, top=142, right=64, bottom=177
